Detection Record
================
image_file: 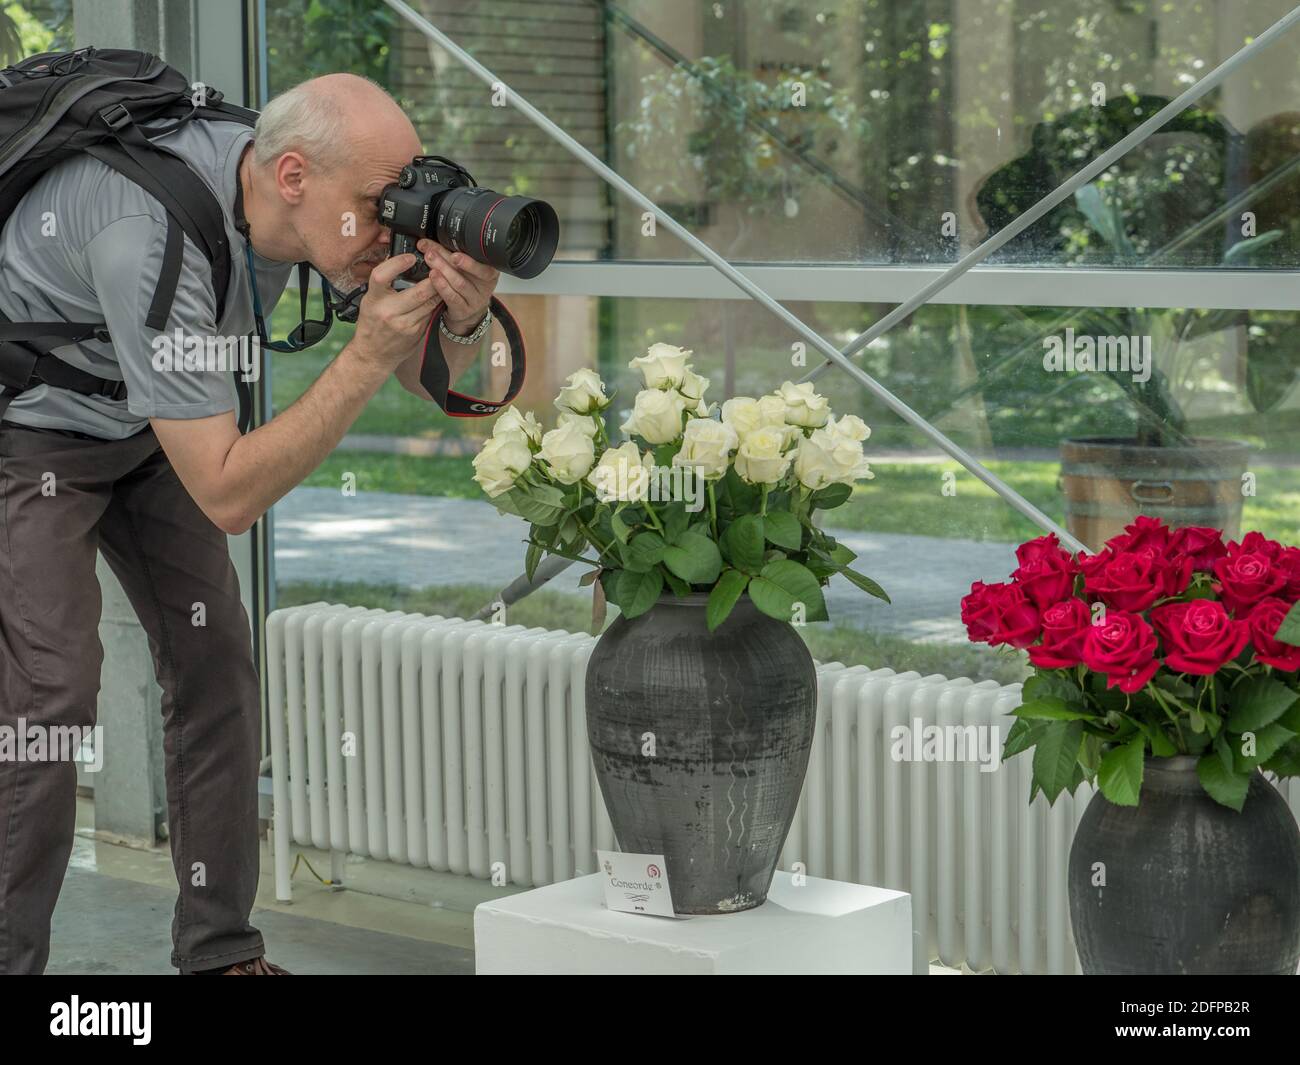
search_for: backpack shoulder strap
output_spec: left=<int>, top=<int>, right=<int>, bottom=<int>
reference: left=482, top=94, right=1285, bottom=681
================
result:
left=84, top=108, right=235, bottom=325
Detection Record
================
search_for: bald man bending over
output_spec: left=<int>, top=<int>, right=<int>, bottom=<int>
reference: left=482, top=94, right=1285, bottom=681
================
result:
left=0, top=73, right=500, bottom=974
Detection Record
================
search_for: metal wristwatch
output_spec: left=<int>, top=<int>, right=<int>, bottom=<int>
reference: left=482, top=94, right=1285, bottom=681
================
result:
left=438, top=306, right=492, bottom=345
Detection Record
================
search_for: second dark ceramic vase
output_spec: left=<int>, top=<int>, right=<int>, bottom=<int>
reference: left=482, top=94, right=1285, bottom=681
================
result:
left=1068, top=754, right=1300, bottom=974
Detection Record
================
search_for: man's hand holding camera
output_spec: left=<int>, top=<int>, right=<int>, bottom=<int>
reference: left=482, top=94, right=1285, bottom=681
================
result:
left=349, top=238, right=498, bottom=374
left=418, top=237, right=499, bottom=334
left=349, top=252, right=437, bottom=369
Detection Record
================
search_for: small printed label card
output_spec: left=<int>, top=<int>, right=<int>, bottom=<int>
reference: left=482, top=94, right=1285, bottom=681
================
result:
left=597, top=849, right=677, bottom=918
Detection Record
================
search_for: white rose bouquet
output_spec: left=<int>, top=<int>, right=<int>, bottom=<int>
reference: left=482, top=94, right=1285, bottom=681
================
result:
left=472, top=343, right=888, bottom=631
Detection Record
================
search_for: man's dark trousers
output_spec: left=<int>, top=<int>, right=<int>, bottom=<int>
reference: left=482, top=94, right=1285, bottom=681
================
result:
left=0, top=423, right=265, bottom=973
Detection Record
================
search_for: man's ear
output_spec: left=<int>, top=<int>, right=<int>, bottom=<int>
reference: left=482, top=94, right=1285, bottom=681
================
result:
left=273, top=150, right=308, bottom=205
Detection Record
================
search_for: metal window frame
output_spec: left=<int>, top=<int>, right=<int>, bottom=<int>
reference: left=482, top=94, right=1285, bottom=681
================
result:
left=496, top=262, right=1300, bottom=312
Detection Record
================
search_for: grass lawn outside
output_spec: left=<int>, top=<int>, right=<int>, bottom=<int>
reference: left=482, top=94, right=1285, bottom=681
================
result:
left=269, top=300, right=1300, bottom=543
left=275, top=579, right=1031, bottom=685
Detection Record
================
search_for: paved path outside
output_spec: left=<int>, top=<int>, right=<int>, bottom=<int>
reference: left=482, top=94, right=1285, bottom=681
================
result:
left=272, top=487, right=1019, bottom=642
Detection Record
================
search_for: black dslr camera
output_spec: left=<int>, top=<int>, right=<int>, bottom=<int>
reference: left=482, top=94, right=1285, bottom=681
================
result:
left=378, top=155, right=559, bottom=282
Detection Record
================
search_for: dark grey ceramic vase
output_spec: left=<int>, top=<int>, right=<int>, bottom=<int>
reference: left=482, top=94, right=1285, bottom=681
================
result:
left=585, top=589, right=817, bottom=914
left=1068, top=754, right=1300, bottom=974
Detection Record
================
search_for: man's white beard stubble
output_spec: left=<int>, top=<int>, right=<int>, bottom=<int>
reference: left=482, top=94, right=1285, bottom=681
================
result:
left=327, top=251, right=387, bottom=294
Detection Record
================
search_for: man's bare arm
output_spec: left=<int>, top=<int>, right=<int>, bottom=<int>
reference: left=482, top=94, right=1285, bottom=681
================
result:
left=151, top=253, right=437, bottom=535
left=151, top=341, right=392, bottom=534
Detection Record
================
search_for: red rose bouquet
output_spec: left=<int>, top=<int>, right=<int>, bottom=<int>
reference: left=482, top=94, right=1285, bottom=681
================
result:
left=963, top=516, right=1300, bottom=810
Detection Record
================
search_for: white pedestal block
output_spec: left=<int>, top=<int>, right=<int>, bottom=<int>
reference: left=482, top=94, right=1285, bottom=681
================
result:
left=474, top=872, right=913, bottom=975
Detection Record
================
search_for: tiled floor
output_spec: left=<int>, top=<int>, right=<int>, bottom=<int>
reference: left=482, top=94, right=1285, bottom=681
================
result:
left=45, top=797, right=967, bottom=975
left=45, top=797, right=482, bottom=975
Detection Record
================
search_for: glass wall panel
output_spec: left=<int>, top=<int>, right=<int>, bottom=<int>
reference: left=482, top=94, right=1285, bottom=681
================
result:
left=258, top=0, right=1300, bottom=683
left=263, top=0, right=1300, bottom=266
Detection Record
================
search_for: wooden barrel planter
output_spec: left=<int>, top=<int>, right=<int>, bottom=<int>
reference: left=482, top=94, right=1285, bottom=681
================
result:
left=1060, top=437, right=1251, bottom=552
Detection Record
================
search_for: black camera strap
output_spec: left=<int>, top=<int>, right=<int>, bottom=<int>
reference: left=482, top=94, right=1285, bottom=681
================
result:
left=419, top=296, right=526, bottom=417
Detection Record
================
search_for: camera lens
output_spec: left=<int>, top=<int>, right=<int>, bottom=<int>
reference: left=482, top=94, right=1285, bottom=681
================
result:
left=505, top=205, right=547, bottom=274
left=435, top=187, right=558, bottom=279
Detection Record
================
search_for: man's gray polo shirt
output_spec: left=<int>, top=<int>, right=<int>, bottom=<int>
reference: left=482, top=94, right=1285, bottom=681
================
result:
left=0, top=119, right=294, bottom=440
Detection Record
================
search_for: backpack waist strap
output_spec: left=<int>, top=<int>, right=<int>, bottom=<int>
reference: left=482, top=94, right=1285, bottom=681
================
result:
left=0, top=319, right=128, bottom=422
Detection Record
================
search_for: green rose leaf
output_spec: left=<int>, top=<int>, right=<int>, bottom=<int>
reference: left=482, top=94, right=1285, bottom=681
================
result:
left=1097, top=736, right=1145, bottom=806
left=1215, top=732, right=1235, bottom=774
left=765, top=488, right=792, bottom=512
left=662, top=530, right=722, bottom=585
left=556, top=514, right=581, bottom=551
left=614, top=566, right=664, bottom=619
left=1226, top=675, right=1298, bottom=733
left=748, top=559, right=828, bottom=623
left=1274, top=601, right=1300, bottom=646
left=491, top=490, right=526, bottom=518
left=838, top=566, right=890, bottom=603
left=1132, top=718, right=1178, bottom=757
left=1012, top=696, right=1096, bottom=722
left=662, top=503, right=690, bottom=544
left=662, top=568, right=690, bottom=596
left=719, top=514, right=765, bottom=574
left=511, top=490, right=566, bottom=526
left=1233, top=723, right=1296, bottom=772
left=1154, top=675, right=1196, bottom=700
left=1079, top=734, right=1104, bottom=776
left=1277, top=696, right=1300, bottom=734
left=810, top=482, right=852, bottom=509
left=826, top=542, right=857, bottom=565
left=1263, top=738, right=1300, bottom=777
left=1003, top=716, right=1050, bottom=759
left=715, top=467, right=760, bottom=516
left=1032, top=720, right=1084, bottom=804
left=598, top=567, right=620, bottom=607
left=652, top=442, right=679, bottom=468
left=524, top=480, right=566, bottom=505
left=593, top=509, right=616, bottom=543
left=624, top=531, right=667, bottom=573
left=524, top=539, right=543, bottom=582
left=707, top=569, right=750, bottom=632
left=1024, top=673, right=1089, bottom=711
left=1196, top=752, right=1250, bottom=812
left=763, top=510, right=803, bottom=551
left=805, top=555, right=839, bottom=580
left=610, top=508, right=633, bottom=545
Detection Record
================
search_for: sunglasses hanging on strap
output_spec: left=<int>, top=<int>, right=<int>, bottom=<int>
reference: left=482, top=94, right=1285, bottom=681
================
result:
left=247, top=253, right=332, bottom=353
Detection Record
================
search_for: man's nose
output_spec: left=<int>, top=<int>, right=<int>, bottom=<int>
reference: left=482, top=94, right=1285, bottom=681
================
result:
left=377, top=228, right=392, bottom=248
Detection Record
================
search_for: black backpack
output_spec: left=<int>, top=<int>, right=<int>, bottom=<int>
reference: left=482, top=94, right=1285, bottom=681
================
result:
left=0, top=47, right=261, bottom=430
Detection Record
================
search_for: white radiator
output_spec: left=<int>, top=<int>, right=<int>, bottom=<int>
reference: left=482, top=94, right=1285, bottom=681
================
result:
left=265, top=603, right=1300, bottom=974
